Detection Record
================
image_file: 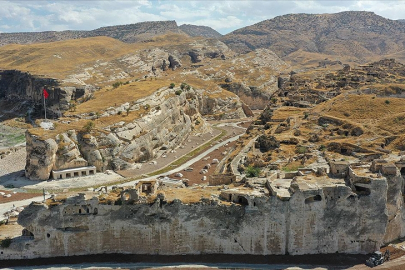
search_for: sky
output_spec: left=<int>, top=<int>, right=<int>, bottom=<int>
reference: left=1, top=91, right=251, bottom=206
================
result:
left=1, top=1, right=405, bottom=35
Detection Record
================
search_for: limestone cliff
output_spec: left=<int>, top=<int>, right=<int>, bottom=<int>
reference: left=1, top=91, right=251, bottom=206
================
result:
left=0, top=70, right=95, bottom=117
left=1, top=175, right=388, bottom=259
left=24, top=87, right=247, bottom=180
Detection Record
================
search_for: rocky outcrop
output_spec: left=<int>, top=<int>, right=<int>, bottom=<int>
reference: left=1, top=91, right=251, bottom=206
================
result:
left=0, top=70, right=94, bottom=116
left=24, top=87, right=247, bottom=180
left=25, top=134, right=58, bottom=180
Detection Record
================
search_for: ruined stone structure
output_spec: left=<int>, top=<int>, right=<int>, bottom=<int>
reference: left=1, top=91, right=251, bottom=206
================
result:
left=2, top=155, right=405, bottom=260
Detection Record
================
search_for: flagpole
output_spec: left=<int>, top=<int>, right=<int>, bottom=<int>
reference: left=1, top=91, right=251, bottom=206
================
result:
left=44, top=90, right=47, bottom=120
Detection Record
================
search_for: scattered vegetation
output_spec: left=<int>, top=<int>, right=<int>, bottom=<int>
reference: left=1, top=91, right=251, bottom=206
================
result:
left=82, top=121, right=95, bottom=133
left=246, top=166, right=261, bottom=177
left=69, top=101, right=77, bottom=112
left=296, top=145, right=308, bottom=154
left=112, top=81, right=123, bottom=89
left=180, top=82, right=191, bottom=90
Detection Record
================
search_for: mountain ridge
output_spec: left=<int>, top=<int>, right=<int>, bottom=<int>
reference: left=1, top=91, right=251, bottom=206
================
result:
left=221, top=11, right=405, bottom=61
left=0, top=21, right=221, bottom=47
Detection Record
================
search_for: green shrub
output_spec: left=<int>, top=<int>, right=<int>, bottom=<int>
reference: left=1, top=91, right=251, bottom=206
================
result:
left=246, top=166, right=261, bottom=177
left=1, top=237, right=12, bottom=248
left=296, top=145, right=308, bottom=154
left=83, top=121, right=95, bottom=133
left=175, top=90, right=182, bottom=95
left=112, top=81, right=123, bottom=88
left=318, top=145, right=326, bottom=151
left=385, top=100, right=390, bottom=104
left=169, top=83, right=175, bottom=89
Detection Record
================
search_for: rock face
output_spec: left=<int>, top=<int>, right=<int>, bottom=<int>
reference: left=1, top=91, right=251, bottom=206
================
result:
left=2, top=174, right=388, bottom=260
left=0, top=70, right=93, bottom=116
left=25, top=134, right=58, bottom=180
left=24, top=87, right=246, bottom=180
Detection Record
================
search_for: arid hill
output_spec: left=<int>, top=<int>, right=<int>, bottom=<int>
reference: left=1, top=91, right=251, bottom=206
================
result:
left=0, top=21, right=211, bottom=47
left=221, top=11, right=405, bottom=63
left=179, top=24, right=222, bottom=38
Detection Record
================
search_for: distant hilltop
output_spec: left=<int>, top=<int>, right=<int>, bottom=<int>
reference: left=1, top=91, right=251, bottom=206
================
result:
left=1, top=11, right=405, bottom=63
left=0, top=21, right=222, bottom=47
left=221, top=11, right=405, bottom=59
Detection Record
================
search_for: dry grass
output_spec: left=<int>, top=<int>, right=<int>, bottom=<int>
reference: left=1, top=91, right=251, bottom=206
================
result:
left=67, top=79, right=171, bottom=114
left=272, top=107, right=307, bottom=120
left=313, top=94, right=405, bottom=135
left=159, top=186, right=221, bottom=204
left=0, top=37, right=135, bottom=78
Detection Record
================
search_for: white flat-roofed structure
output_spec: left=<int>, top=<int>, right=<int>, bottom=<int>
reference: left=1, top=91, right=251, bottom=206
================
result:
left=52, top=166, right=96, bottom=180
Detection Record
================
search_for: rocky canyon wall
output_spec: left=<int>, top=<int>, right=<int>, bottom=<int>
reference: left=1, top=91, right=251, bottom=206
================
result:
left=25, top=88, right=248, bottom=180
left=0, top=70, right=93, bottom=113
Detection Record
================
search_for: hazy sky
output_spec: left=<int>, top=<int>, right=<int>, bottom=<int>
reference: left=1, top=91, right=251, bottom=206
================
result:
left=1, top=1, right=405, bottom=34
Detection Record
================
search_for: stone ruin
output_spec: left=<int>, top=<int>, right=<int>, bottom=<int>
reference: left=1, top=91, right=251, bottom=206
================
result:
left=2, top=154, right=405, bottom=260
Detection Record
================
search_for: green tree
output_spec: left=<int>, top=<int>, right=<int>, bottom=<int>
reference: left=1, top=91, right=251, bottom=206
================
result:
left=246, top=166, right=261, bottom=177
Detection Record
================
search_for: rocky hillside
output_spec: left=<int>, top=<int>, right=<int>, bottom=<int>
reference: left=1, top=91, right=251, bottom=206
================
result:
left=179, top=24, right=222, bottom=38
left=24, top=84, right=248, bottom=180
left=221, top=11, right=405, bottom=62
left=0, top=33, right=289, bottom=118
left=0, top=21, right=224, bottom=47
left=0, top=21, right=184, bottom=46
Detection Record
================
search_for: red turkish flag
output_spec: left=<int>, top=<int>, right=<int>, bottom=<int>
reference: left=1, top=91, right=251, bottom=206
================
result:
left=43, top=88, right=49, bottom=99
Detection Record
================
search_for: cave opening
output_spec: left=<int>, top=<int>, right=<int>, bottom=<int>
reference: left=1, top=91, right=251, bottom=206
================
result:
left=237, top=196, right=249, bottom=206
left=305, top=195, right=322, bottom=204
left=354, top=185, right=371, bottom=196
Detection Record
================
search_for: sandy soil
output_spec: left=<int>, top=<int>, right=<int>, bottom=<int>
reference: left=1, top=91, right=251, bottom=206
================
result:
left=0, top=189, right=41, bottom=204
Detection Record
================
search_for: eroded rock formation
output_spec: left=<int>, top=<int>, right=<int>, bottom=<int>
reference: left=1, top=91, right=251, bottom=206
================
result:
left=24, top=87, right=247, bottom=180
left=2, top=160, right=399, bottom=259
